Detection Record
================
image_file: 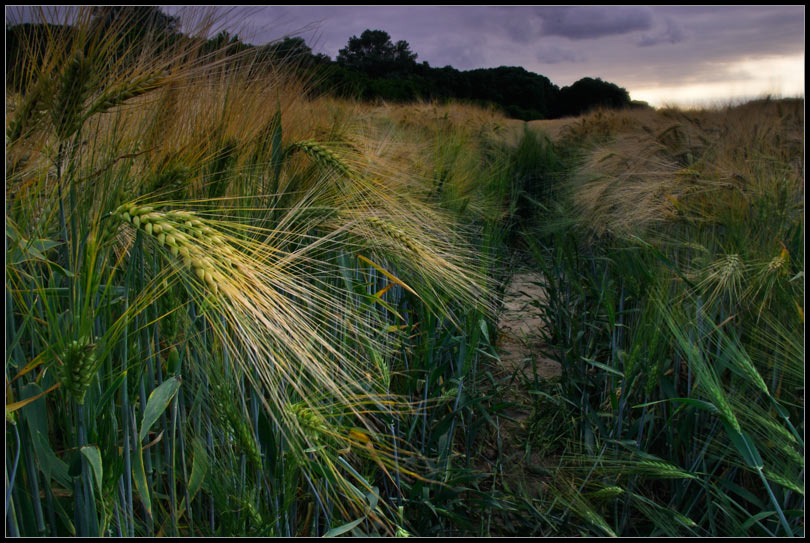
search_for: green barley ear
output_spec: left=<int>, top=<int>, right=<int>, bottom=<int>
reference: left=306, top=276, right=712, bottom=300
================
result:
left=50, top=49, right=94, bottom=141
left=55, top=336, right=98, bottom=405
left=210, top=379, right=262, bottom=468
left=206, top=138, right=239, bottom=200
left=143, top=158, right=192, bottom=200
left=587, top=486, right=624, bottom=501
left=287, top=401, right=331, bottom=445
left=113, top=204, right=230, bottom=295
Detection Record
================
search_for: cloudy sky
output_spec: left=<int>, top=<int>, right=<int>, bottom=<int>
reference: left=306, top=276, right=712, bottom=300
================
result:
left=9, top=5, right=804, bottom=107
left=181, top=4, right=803, bottom=108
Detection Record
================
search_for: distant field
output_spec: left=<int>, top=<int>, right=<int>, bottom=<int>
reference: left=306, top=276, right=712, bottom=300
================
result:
left=501, top=117, right=578, bottom=143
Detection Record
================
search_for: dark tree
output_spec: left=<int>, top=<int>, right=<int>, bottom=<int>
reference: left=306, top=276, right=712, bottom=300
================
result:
left=199, top=30, right=254, bottom=62
left=90, top=6, right=180, bottom=39
left=464, top=66, right=560, bottom=120
left=336, top=29, right=417, bottom=77
left=6, top=22, right=74, bottom=91
left=85, top=6, right=183, bottom=69
left=261, top=36, right=313, bottom=62
left=555, top=77, right=631, bottom=117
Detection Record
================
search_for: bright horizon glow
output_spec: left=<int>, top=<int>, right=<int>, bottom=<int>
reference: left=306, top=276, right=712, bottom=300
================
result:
left=630, top=53, right=804, bottom=108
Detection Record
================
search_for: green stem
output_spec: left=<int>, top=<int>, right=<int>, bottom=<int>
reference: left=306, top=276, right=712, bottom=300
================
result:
left=757, top=469, right=793, bottom=536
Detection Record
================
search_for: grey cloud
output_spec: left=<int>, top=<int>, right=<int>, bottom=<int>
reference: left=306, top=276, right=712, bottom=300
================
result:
left=537, top=6, right=654, bottom=40
left=536, top=45, right=585, bottom=65
left=45, top=5, right=798, bottom=105
left=436, top=43, right=482, bottom=69
left=638, top=18, right=686, bottom=47
left=490, top=8, right=544, bottom=44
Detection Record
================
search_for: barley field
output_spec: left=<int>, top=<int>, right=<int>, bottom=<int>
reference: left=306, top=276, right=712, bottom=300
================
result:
left=5, top=8, right=804, bottom=537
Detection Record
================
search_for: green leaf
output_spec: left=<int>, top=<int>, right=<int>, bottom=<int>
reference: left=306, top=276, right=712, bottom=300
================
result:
left=95, top=371, right=128, bottom=415
left=582, top=357, right=624, bottom=377
left=166, top=346, right=181, bottom=376
left=139, top=376, right=181, bottom=443
left=323, top=517, right=365, bottom=537
left=336, top=456, right=373, bottom=501
left=6, top=228, right=62, bottom=265
left=478, top=318, right=490, bottom=343
left=724, top=423, right=763, bottom=470
left=740, top=510, right=776, bottom=531
left=21, top=383, right=49, bottom=442
left=178, top=439, right=209, bottom=517
left=188, top=439, right=209, bottom=502
left=80, top=445, right=103, bottom=495
left=366, top=486, right=379, bottom=511
left=133, top=442, right=152, bottom=519
left=32, top=430, right=71, bottom=489
left=635, top=397, right=720, bottom=415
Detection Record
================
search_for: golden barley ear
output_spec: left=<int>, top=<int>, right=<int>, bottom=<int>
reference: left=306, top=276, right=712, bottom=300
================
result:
left=82, top=72, right=165, bottom=123
left=6, top=77, right=50, bottom=143
left=287, top=139, right=358, bottom=180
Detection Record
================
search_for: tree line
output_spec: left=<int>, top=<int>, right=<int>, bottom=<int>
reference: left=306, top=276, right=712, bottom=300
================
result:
left=6, top=8, right=640, bottom=121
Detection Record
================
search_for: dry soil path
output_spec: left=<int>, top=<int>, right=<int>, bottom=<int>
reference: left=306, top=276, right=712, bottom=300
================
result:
left=497, top=269, right=560, bottom=381
left=482, top=116, right=574, bottom=510
left=479, top=263, right=561, bottom=505
left=478, top=122, right=568, bottom=513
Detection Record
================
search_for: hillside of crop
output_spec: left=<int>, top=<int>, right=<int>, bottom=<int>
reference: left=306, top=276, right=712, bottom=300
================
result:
left=5, top=8, right=803, bottom=538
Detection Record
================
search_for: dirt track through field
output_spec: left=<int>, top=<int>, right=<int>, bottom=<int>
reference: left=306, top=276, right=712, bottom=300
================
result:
left=494, top=116, right=567, bottom=378
left=475, top=262, right=562, bottom=514
left=482, top=119, right=566, bottom=516
left=497, top=270, right=560, bottom=380
left=500, top=117, right=577, bottom=146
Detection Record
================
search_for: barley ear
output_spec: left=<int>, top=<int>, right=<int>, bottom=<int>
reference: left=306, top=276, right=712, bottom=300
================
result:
left=50, top=49, right=93, bottom=140
left=288, top=139, right=358, bottom=180
left=56, top=337, right=97, bottom=405
left=82, top=72, right=164, bottom=124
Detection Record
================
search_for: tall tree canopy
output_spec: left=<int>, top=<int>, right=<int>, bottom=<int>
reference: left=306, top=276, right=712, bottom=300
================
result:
left=556, top=77, right=631, bottom=117
left=336, top=29, right=417, bottom=77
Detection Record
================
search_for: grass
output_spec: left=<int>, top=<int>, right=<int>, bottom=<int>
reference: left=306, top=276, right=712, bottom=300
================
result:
left=518, top=99, right=804, bottom=537
left=5, top=6, right=804, bottom=538
left=5, top=8, right=511, bottom=536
